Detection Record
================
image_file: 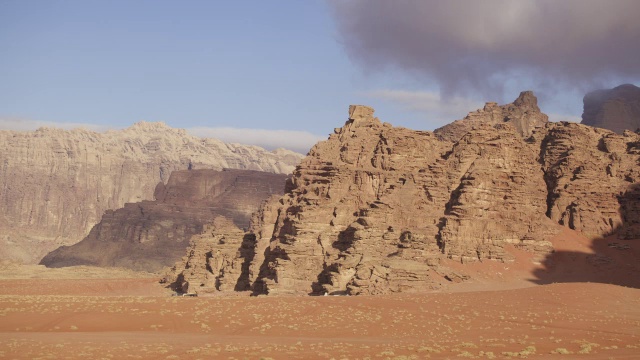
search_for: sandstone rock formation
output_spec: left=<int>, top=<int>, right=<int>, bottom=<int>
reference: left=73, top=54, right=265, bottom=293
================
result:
left=164, top=217, right=249, bottom=294
left=582, top=84, right=640, bottom=134
left=39, top=169, right=287, bottom=272
left=166, top=97, right=640, bottom=296
left=534, top=123, right=640, bottom=238
left=164, top=193, right=284, bottom=294
left=254, top=104, right=557, bottom=295
left=434, top=91, right=549, bottom=142
left=0, top=122, right=302, bottom=264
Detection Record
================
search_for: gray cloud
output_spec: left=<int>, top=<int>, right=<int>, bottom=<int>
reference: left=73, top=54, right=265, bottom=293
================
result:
left=329, top=0, right=640, bottom=100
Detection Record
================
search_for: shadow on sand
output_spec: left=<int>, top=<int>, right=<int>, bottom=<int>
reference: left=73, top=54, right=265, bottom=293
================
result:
left=530, top=183, right=640, bottom=289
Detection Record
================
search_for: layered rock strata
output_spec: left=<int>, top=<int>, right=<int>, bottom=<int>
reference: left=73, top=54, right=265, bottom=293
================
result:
left=534, top=123, right=640, bottom=237
left=255, top=104, right=557, bottom=295
left=582, top=84, right=640, bottom=134
left=165, top=217, right=249, bottom=294
left=166, top=96, right=640, bottom=296
left=40, top=169, right=287, bottom=272
left=0, top=122, right=302, bottom=264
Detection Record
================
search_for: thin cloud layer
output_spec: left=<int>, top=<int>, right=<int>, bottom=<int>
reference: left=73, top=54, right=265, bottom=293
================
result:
left=329, top=0, right=640, bottom=99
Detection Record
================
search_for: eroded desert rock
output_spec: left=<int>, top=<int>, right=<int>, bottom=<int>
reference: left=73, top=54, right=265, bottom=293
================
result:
left=434, top=91, right=549, bottom=142
left=167, top=94, right=640, bottom=296
left=40, top=169, right=288, bottom=272
left=0, top=122, right=302, bottom=264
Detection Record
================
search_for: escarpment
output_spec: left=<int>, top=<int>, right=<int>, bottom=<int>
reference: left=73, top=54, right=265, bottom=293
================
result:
left=166, top=94, right=640, bottom=296
left=0, top=122, right=302, bottom=264
left=40, top=169, right=288, bottom=272
left=582, top=84, right=640, bottom=134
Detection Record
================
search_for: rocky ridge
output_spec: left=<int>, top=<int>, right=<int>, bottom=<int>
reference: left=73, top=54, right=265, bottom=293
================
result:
left=40, top=169, right=287, bottom=272
left=0, top=122, right=302, bottom=264
left=166, top=94, right=640, bottom=296
left=434, top=91, right=549, bottom=142
left=582, top=84, right=640, bottom=134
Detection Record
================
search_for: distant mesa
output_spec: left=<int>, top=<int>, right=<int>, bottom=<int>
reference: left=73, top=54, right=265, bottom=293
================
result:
left=582, top=83, right=640, bottom=134
left=0, top=123, right=303, bottom=265
left=40, top=169, right=288, bottom=272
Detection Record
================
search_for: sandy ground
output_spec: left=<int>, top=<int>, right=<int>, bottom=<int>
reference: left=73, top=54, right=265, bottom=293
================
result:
left=1, top=230, right=639, bottom=359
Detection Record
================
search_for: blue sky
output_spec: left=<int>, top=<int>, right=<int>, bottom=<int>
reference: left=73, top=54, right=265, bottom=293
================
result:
left=1, top=1, right=637, bottom=153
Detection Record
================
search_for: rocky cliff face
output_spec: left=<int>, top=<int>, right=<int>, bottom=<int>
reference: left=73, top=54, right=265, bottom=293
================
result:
left=0, top=123, right=302, bottom=264
left=165, top=96, right=640, bottom=296
left=164, top=217, right=250, bottom=294
left=535, top=122, right=640, bottom=237
left=255, top=103, right=557, bottom=295
left=434, top=91, right=549, bottom=142
left=582, top=84, right=640, bottom=134
left=40, top=169, right=288, bottom=272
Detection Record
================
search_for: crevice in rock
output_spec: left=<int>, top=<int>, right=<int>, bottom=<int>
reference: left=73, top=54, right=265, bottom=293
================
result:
left=234, top=233, right=257, bottom=291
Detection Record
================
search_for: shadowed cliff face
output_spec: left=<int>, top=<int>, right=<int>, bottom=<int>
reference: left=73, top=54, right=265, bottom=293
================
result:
left=0, top=122, right=302, bottom=264
left=165, top=96, right=640, bottom=296
left=39, top=169, right=288, bottom=272
left=582, top=84, right=640, bottom=134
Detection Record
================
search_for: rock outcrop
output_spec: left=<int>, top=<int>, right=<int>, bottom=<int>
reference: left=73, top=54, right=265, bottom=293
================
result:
left=434, top=91, right=549, bottom=142
left=255, top=104, right=558, bottom=295
left=164, top=193, right=285, bottom=294
left=39, top=169, right=288, bottom=272
left=0, top=122, right=302, bottom=264
left=164, top=217, right=249, bottom=294
left=535, top=122, right=640, bottom=237
left=165, top=97, right=640, bottom=296
left=582, top=84, right=640, bottom=134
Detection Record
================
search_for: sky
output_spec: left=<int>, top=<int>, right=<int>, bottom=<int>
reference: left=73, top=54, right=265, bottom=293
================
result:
left=1, top=0, right=639, bottom=153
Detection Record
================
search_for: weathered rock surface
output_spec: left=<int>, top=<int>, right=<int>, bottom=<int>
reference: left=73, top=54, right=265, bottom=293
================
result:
left=582, top=84, right=640, bottom=134
left=256, top=104, right=558, bottom=295
left=534, top=122, right=640, bottom=238
left=164, top=217, right=249, bottom=294
left=166, top=97, right=640, bottom=296
left=0, top=122, right=302, bottom=264
left=164, top=194, right=285, bottom=294
left=39, top=169, right=288, bottom=272
left=434, top=91, right=549, bottom=142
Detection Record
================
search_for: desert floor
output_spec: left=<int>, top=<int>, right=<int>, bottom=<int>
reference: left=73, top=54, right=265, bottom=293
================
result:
left=1, top=230, right=639, bottom=360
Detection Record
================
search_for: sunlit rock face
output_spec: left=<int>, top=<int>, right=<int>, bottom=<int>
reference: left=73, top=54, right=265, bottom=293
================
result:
left=167, top=96, right=640, bottom=296
left=434, top=91, right=549, bottom=142
left=0, top=122, right=302, bottom=264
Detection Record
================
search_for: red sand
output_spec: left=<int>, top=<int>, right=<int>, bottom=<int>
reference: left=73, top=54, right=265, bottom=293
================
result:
left=1, top=280, right=639, bottom=359
left=1, top=229, right=639, bottom=359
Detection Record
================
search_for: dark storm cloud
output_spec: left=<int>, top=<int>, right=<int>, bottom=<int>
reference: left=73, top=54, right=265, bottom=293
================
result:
left=328, top=0, right=640, bottom=98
